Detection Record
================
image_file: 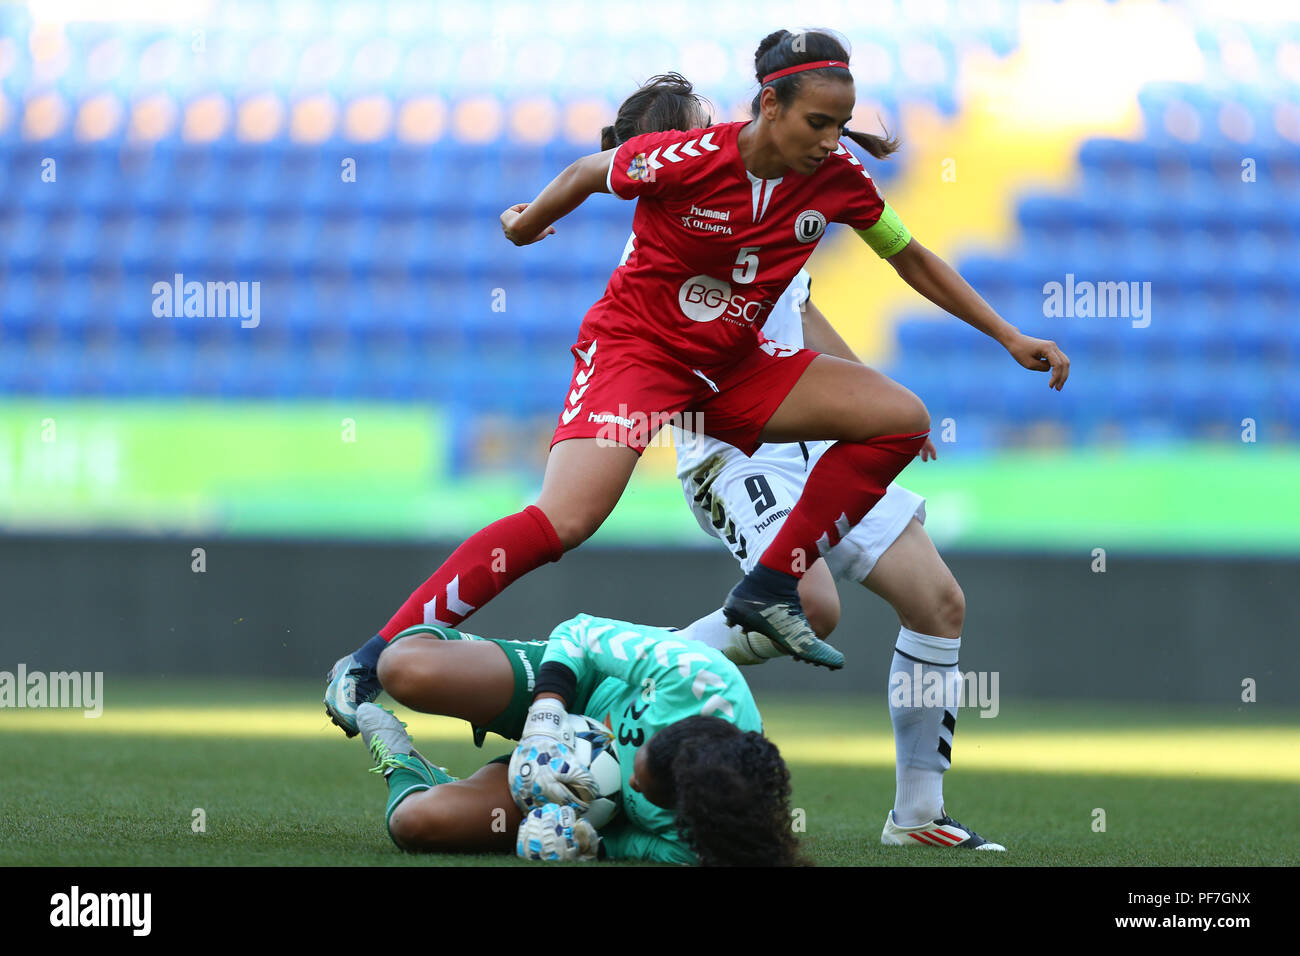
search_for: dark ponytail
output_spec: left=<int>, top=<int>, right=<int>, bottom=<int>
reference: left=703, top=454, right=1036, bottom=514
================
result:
left=751, top=27, right=901, bottom=160
left=600, top=72, right=713, bottom=149
left=646, top=715, right=810, bottom=867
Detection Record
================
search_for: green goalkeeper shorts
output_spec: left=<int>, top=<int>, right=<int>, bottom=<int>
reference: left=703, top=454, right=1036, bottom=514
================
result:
left=387, top=624, right=604, bottom=748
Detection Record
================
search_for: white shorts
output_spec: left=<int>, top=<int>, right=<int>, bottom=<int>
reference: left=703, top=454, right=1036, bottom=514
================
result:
left=680, top=445, right=926, bottom=583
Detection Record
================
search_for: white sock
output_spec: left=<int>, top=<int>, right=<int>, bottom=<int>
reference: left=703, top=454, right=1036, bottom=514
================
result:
left=671, top=608, right=732, bottom=651
left=889, top=627, right=961, bottom=828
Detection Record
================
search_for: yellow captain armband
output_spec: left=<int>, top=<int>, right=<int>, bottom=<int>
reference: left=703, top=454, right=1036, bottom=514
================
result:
left=855, top=202, right=912, bottom=259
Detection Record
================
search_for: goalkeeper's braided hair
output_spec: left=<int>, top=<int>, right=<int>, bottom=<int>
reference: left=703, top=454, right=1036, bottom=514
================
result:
left=645, top=715, right=809, bottom=867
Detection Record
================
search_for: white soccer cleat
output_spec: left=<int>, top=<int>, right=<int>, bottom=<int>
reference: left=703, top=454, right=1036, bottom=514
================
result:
left=721, top=625, right=783, bottom=666
left=881, top=809, right=1006, bottom=851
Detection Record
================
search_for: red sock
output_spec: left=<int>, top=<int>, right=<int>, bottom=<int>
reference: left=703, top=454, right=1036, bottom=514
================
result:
left=758, top=432, right=928, bottom=578
left=379, top=505, right=563, bottom=639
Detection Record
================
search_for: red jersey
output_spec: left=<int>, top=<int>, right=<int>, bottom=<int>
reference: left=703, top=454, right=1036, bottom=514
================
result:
left=588, top=120, right=887, bottom=372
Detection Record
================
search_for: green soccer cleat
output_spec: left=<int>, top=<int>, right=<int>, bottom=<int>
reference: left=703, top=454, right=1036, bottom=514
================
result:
left=357, top=702, right=454, bottom=783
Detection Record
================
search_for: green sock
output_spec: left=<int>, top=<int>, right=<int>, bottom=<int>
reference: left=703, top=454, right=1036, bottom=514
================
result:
left=382, top=754, right=456, bottom=839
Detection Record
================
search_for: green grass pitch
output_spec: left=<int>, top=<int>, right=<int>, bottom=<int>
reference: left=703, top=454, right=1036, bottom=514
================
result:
left=1, top=680, right=1296, bottom=867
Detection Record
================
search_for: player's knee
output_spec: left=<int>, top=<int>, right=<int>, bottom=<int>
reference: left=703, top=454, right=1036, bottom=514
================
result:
left=387, top=799, right=440, bottom=851
left=535, top=505, right=602, bottom=551
left=938, top=578, right=965, bottom=635
left=376, top=641, right=423, bottom=706
left=848, top=383, right=929, bottom=441
left=900, top=391, right=930, bottom=437
left=388, top=795, right=466, bottom=853
left=928, top=576, right=965, bottom=638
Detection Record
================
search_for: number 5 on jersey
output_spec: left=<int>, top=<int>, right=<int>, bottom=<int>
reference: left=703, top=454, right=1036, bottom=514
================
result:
left=732, top=246, right=760, bottom=284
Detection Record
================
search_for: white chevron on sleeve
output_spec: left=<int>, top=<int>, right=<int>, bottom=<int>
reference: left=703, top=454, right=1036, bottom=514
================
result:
left=691, top=669, right=725, bottom=699
left=609, top=629, right=643, bottom=661
left=675, top=652, right=711, bottom=678
left=679, top=138, right=700, bottom=157
left=586, top=623, right=616, bottom=653
left=700, top=694, right=735, bottom=719
left=645, top=147, right=663, bottom=169
left=556, top=617, right=587, bottom=658
left=661, top=142, right=681, bottom=163
left=698, top=131, right=719, bottom=151
left=653, top=640, right=687, bottom=667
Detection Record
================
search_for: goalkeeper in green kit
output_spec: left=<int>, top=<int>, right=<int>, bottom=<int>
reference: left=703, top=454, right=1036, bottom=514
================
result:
left=353, top=612, right=806, bottom=865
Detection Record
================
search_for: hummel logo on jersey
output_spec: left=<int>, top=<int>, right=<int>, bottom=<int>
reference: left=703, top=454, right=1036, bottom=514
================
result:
left=690, top=205, right=729, bottom=221
left=679, top=203, right=734, bottom=235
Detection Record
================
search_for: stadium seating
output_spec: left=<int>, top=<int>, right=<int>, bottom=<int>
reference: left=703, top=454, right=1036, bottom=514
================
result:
left=2, top=3, right=1296, bottom=463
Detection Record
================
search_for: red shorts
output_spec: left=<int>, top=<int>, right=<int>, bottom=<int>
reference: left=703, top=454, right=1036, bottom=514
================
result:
left=549, top=329, right=819, bottom=456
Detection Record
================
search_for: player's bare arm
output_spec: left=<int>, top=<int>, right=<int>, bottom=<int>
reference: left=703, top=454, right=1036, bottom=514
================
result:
left=500, top=148, right=616, bottom=246
left=800, top=296, right=861, bottom=364
left=886, top=238, right=1071, bottom=391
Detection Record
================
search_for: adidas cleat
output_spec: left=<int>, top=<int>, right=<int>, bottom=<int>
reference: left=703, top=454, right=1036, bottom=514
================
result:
left=723, top=576, right=845, bottom=670
left=324, top=652, right=383, bottom=738
left=880, top=809, right=1006, bottom=850
left=357, top=702, right=451, bottom=781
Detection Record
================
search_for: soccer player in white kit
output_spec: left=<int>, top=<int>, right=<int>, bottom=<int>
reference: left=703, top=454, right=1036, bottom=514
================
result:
left=606, top=68, right=1006, bottom=851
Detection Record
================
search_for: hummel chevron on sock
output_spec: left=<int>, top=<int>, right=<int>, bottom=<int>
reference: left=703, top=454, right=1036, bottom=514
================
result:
left=889, top=627, right=961, bottom=828
left=758, top=432, right=928, bottom=578
left=379, top=505, right=563, bottom=640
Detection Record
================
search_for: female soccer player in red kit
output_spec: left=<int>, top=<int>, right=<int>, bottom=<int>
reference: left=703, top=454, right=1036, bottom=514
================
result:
left=325, top=29, right=1069, bottom=734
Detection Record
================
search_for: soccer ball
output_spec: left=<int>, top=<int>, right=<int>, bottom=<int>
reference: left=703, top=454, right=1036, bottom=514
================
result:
left=510, top=713, right=622, bottom=829
left=569, top=714, right=622, bottom=830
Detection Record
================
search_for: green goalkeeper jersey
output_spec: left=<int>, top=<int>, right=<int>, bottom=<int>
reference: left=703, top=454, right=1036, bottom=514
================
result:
left=541, top=613, right=764, bottom=865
